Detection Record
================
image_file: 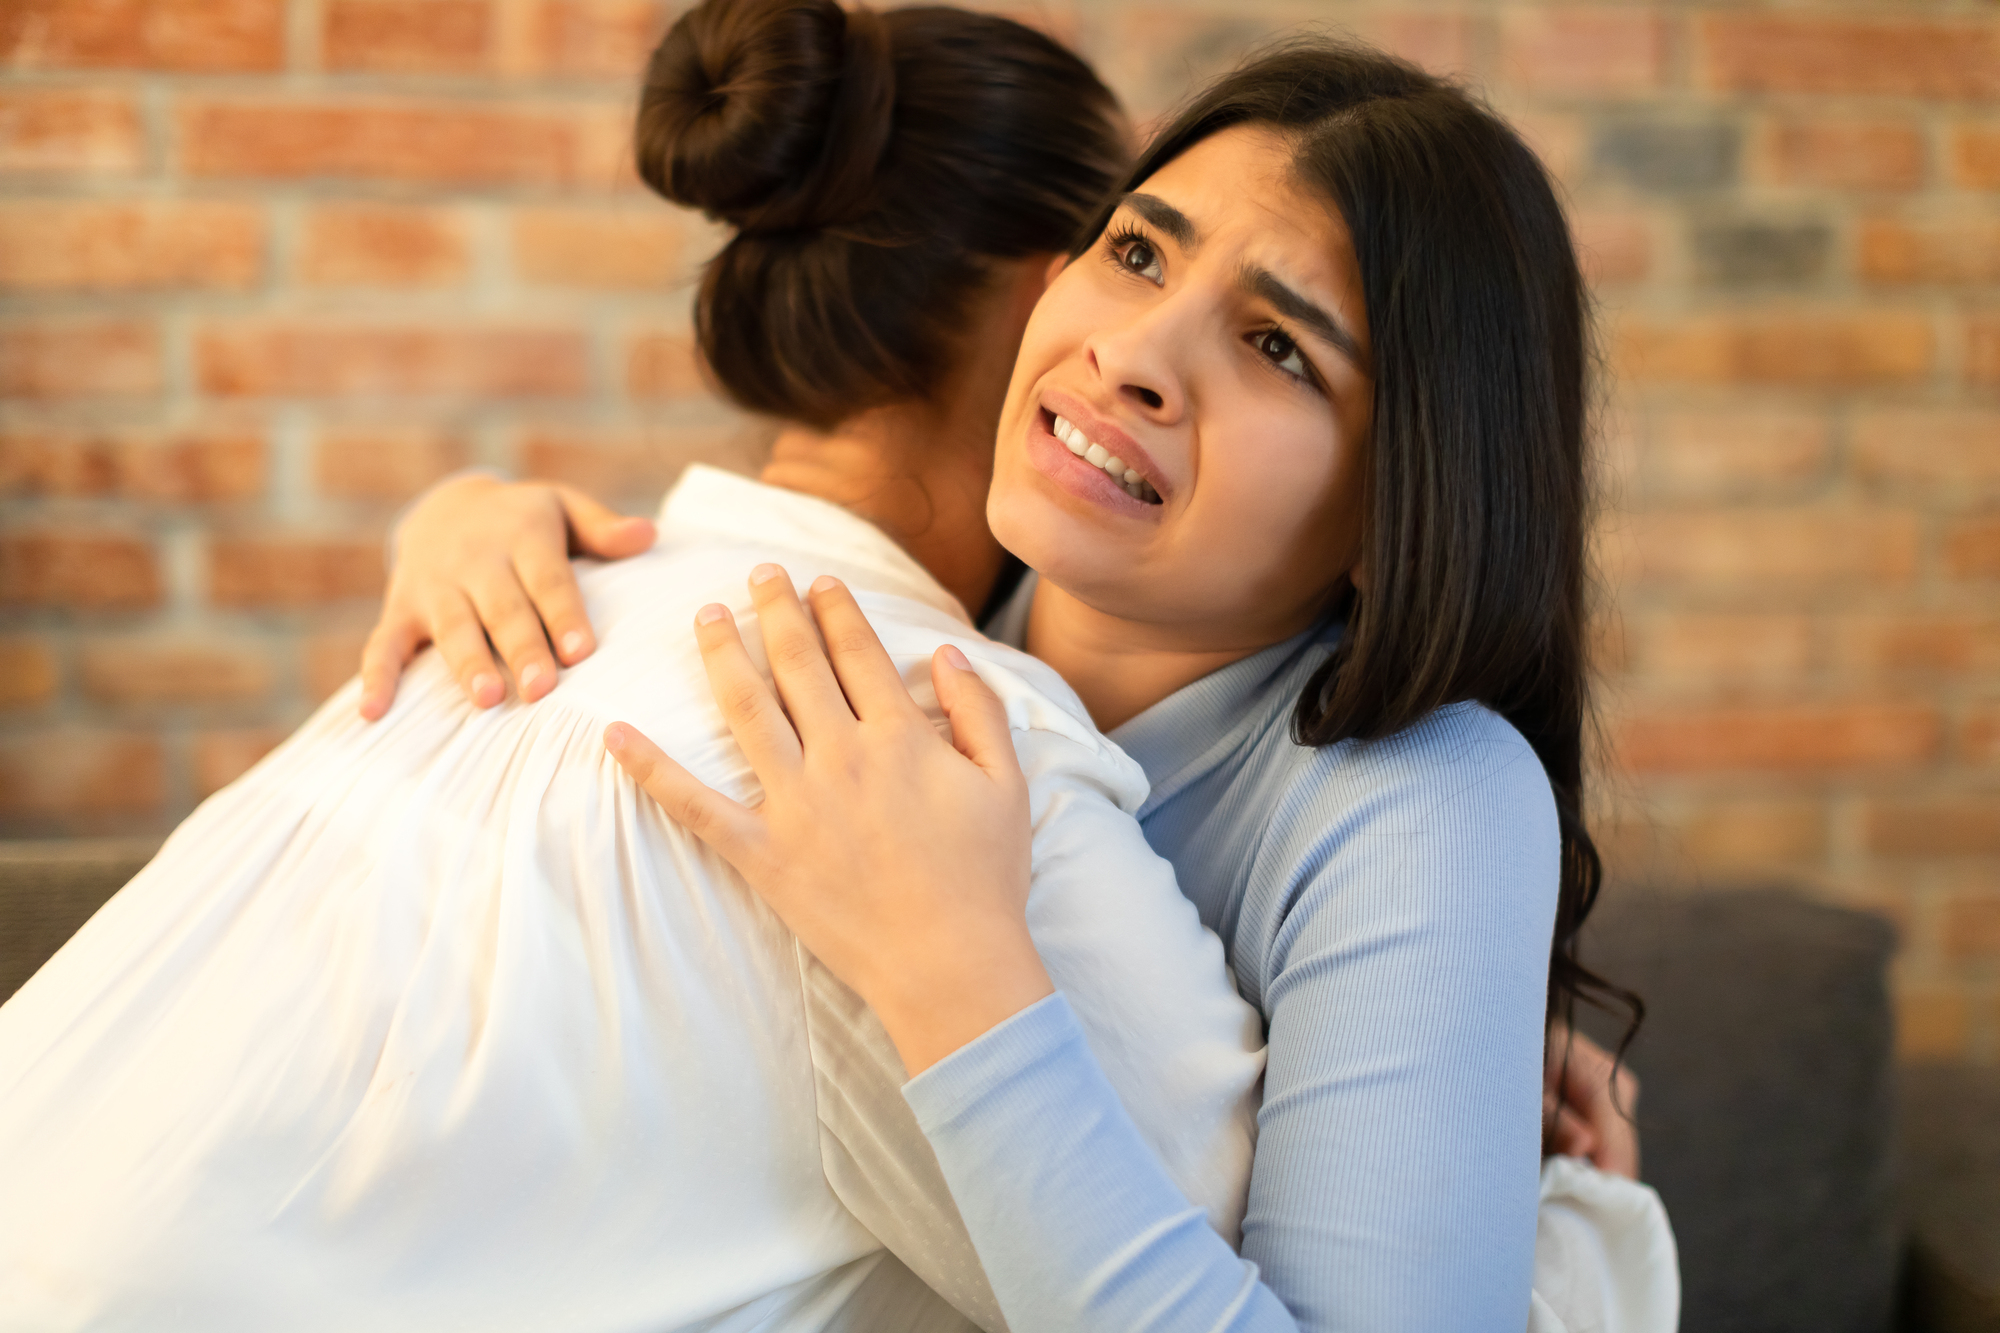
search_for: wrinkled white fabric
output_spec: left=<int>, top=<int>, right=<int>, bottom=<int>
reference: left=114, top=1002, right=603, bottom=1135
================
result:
left=1528, top=1157, right=1680, bottom=1333
left=0, top=466, right=1264, bottom=1333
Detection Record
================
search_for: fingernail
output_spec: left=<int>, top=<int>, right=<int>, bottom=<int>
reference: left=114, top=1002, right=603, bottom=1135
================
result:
left=809, top=574, right=840, bottom=595
left=472, top=672, right=501, bottom=705
left=603, top=722, right=628, bottom=753
left=941, top=643, right=970, bottom=670
left=695, top=603, right=729, bottom=626
left=560, top=630, right=589, bottom=660
left=749, top=563, right=783, bottom=586
left=520, top=662, right=544, bottom=694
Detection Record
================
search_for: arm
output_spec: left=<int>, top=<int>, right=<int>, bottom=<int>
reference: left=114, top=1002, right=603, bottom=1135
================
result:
left=609, top=573, right=1555, bottom=1332
left=358, top=474, right=656, bottom=719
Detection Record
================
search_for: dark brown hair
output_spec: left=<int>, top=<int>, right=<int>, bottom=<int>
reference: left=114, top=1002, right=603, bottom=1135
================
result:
left=636, top=0, right=1127, bottom=429
left=1081, top=43, right=1641, bottom=1063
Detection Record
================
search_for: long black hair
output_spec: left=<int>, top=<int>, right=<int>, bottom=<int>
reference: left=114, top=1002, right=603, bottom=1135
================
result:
left=635, top=0, right=1128, bottom=430
left=1081, top=42, right=1642, bottom=1069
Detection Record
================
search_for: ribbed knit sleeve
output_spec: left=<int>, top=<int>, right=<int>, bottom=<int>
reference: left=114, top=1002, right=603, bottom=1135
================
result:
left=904, top=702, right=1561, bottom=1332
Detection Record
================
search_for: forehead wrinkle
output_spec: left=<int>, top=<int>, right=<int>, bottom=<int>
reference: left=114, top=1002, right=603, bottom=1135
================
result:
left=1237, top=263, right=1367, bottom=373
left=1121, top=192, right=1202, bottom=254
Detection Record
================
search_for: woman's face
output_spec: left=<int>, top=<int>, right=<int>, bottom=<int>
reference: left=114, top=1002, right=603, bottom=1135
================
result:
left=987, top=124, right=1374, bottom=651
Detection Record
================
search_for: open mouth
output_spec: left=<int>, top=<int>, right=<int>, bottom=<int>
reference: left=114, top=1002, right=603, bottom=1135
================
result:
left=1041, top=408, right=1162, bottom=505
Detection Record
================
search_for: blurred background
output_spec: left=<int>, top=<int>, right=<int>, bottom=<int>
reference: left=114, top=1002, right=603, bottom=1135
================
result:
left=0, top=0, right=1995, bottom=1075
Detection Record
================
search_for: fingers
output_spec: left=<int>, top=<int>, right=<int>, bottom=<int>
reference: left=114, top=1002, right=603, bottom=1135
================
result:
left=430, top=588, right=507, bottom=709
left=932, top=645, right=1021, bottom=782
left=466, top=569, right=561, bottom=703
left=744, top=565, right=854, bottom=736
left=604, top=722, right=762, bottom=866
left=695, top=602, right=804, bottom=775
left=1546, top=1100, right=1599, bottom=1162
left=515, top=543, right=599, bottom=667
left=556, top=484, right=656, bottom=560
left=806, top=576, right=922, bottom=722
left=358, top=614, right=424, bottom=721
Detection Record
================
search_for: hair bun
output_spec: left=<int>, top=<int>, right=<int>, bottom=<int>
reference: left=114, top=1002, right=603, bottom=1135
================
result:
left=636, top=0, right=896, bottom=235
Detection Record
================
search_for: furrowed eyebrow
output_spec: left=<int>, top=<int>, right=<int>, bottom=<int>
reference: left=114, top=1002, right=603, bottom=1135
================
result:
left=1120, top=192, right=1202, bottom=253
left=1240, top=264, right=1367, bottom=373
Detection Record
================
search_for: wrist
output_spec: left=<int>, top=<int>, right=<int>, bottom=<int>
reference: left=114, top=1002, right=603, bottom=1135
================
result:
left=865, top=925, right=1053, bottom=1077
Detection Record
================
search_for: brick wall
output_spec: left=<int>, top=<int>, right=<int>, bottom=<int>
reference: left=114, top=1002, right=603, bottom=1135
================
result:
left=1, top=0, right=1995, bottom=1063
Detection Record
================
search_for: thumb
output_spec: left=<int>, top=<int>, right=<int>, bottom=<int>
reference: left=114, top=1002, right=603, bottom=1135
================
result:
left=557, top=484, right=655, bottom=559
left=932, top=644, right=1020, bottom=782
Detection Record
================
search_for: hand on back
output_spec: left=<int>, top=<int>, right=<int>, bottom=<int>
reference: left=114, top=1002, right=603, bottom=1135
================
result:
left=359, top=475, right=656, bottom=720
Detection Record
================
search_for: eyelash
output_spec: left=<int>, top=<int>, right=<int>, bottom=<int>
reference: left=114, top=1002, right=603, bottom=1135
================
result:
left=1100, top=223, right=1324, bottom=395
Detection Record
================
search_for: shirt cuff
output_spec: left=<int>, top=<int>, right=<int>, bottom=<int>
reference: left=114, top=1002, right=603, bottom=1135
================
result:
left=902, top=990, right=1085, bottom=1129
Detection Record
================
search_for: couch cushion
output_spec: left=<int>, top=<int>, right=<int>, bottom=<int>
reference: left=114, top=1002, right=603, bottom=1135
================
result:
left=1576, top=886, right=1900, bottom=1333
left=1899, top=1063, right=2000, bottom=1333
left=0, top=839, right=160, bottom=1002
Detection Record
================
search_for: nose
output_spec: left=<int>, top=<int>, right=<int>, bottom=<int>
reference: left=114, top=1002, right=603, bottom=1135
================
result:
left=1082, top=297, right=1189, bottom=425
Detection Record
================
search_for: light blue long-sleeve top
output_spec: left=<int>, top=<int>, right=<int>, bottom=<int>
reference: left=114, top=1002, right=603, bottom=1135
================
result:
left=905, top=583, right=1562, bottom=1331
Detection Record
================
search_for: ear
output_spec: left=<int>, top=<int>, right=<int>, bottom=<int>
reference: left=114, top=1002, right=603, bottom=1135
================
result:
left=1042, top=251, right=1068, bottom=290
left=1349, top=555, right=1369, bottom=595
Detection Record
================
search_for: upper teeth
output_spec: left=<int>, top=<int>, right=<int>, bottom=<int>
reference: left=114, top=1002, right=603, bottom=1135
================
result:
left=1052, top=414, right=1159, bottom=503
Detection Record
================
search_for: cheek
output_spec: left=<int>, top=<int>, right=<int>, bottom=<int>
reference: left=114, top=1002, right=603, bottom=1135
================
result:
left=1196, top=407, right=1361, bottom=588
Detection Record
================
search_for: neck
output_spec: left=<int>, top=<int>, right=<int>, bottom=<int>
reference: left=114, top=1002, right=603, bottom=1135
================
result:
left=1023, top=581, right=1265, bottom=732
left=758, top=406, right=1006, bottom=619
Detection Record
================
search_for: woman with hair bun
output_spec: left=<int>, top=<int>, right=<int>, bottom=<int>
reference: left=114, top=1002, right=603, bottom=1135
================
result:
left=0, top=5, right=1263, bottom=1329
left=378, top=16, right=1678, bottom=1333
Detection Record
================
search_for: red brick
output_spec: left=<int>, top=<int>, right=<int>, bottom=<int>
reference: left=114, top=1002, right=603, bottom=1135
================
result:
left=1851, top=410, right=2000, bottom=495
left=1945, top=516, right=2000, bottom=581
left=1614, top=312, right=1933, bottom=386
left=1940, top=894, right=2000, bottom=964
left=0, top=429, right=265, bottom=503
left=1868, top=796, right=2000, bottom=857
left=208, top=536, right=385, bottom=607
left=1965, top=706, right=2000, bottom=766
left=1615, top=702, right=1941, bottom=774
left=0, top=730, right=164, bottom=819
left=530, top=0, right=667, bottom=78
left=519, top=426, right=755, bottom=501
left=0, top=321, right=160, bottom=398
left=1896, top=987, right=1970, bottom=1062
left=197, top=324, right=590, bottom=397
left=1501, top=8, right=1664, bottom=95
left=510, top=208, right=686, bottom=289
left=298, top=205, right=470, bottom=288
left=0, top=90, right=143, bottom=174
left=1363, top=12, right=1478, bottom=79
left=324, top=0, right=491, bottom=72
left=626, top=332, right=707, bottom=399
left=0, top=532, right=160, bottom=609
left=1834, top=616, right=2000, bottom=676
left=1697, top=15, right=2000, bottom=99
left=1646, top=409, right=1830, bottom=496
left=1510, top=112, right=1586, bottom=187
left=0, top=200, right=264, bottom=292
left=179, top=99, right=632, bottom=189
left=1969, top=317, right=2000, bottom=385
left=1763, top=120, right=1925, bottom=192
left=0, top=638, right=59, bottom=710
left=1632, top=612, right=1815, bottom=689
left=1621, top=510, right=1920, bottom=589
left=1572, top=210, right=1650, bottom=287
left=1860, top=219, right=2000, bottom=285
left=303, top=626, right=370, bottom=701
left=193, top=727, right=286, bottom=796
left=315, top=426, right=470, bottom=501
left=0, top=0, right=283, bottom=71
left=80, top=637, right=273, bottom=704
left=1955, top=126, right=2000, bottom=191
left=1675, top=798, right=1826, bottom=870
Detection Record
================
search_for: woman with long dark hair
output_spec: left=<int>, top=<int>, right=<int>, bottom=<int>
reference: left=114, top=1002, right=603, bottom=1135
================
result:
left=381, top=31, right=1665, bottom=1333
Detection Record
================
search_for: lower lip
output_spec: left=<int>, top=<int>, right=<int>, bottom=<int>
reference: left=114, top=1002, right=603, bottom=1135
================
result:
left=1025, top=411, right=1159, bottom=518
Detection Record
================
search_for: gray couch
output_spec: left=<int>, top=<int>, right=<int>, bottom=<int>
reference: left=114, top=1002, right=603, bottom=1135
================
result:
left=3, top=842, right=1996, bottom=1330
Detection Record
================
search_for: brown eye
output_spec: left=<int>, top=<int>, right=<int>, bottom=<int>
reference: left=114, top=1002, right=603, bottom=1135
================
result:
left=1119, top=239, right=1163, bottom=284
left=1254, top=328, right=1309, bottom=381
